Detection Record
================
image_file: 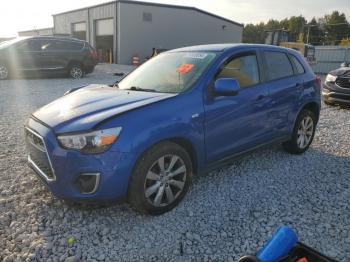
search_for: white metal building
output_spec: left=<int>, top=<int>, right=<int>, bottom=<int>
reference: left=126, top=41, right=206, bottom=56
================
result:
left=51, top=0, right=243, bottom=64
left=18, top=28, right=54, bottom=37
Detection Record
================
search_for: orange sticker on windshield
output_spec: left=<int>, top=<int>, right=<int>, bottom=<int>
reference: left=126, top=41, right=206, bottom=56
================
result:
left=176, top=64, right=194, bottom=74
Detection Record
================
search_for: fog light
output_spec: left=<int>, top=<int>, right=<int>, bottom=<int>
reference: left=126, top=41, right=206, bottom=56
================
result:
left=75, top=173, right=100, bottom=194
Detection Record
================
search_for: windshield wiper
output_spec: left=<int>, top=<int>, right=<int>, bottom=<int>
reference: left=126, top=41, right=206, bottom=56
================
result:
left=127, top=86, right=157, bottom=92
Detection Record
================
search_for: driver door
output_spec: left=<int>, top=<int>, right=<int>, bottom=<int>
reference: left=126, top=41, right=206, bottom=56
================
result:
left=204, top=50, right=272, bottom=163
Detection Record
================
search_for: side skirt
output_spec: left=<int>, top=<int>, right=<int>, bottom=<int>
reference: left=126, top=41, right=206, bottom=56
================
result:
left=203, top=136, right=290, bottom=174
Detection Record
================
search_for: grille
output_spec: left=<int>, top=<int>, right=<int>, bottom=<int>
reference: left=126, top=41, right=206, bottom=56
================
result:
left=331, top=93, right=350, bottom=101
left=25, top=128, right=55, bottom=181
left=26, top=129, right=45, bottom=151
left=336, top=77, right=350, bottom=89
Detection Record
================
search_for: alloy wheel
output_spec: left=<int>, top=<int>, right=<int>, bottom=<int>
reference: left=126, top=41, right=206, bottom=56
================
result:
left=0, top=65, right=8, bottom=80
left=144, top=154, right=187, bottom=207
left=70, top=66, right=83, bottom=79
left=297, top=116, right=314, bottom=149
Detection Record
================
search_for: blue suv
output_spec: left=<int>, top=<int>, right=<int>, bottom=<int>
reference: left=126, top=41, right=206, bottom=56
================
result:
left=25, top=44, right=321, bottom=214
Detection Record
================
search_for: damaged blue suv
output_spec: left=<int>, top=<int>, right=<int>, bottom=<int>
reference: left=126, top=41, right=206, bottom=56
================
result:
left=25, top=44, right=321, bottom=214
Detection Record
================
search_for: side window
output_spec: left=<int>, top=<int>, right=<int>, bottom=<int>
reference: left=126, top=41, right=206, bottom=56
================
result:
left=264, top=51, right=294, bottom=81
left=216, top=54, right=260, bottom=88
left=65, top=41, right=83, bottom=51
left=17, top=40, right=41, bottom=52
left=40, top=40, right=56, bottom=51
left=290, top=55, right=305, bottom=74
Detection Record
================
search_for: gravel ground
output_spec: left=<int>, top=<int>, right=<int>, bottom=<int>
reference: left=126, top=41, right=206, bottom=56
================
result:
left=0, top=67, right=349, bottom=262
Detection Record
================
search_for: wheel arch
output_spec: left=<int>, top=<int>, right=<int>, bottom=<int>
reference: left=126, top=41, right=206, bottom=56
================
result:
left=300, top=102, right=320, bottom=122
left=166, top=137, right=198, bottom=175
left=67, top=60, right=85, bottom=71
left=291, top=101, right=320, bottom=134
left=133, top=137, right=199, bottom=176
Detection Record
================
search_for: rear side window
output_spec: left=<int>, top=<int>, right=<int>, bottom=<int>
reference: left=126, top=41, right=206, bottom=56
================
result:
left=290, top=55, right=305, bottom=74
left=264, top=51, right=294, bottom=81
left=216, top=54, right=260, bottom=88
left=40, top=40, right=56, bottom=51
left=55, top=41, right=83, bottom=51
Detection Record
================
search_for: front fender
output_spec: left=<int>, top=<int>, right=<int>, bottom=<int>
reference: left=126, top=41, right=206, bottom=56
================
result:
left=100, top=90, right=206, bottom=172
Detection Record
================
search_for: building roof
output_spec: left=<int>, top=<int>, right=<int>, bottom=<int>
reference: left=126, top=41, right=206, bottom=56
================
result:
left=53, top=0, right=243, bottom=27
left=18, top=27, right=53, bottom=34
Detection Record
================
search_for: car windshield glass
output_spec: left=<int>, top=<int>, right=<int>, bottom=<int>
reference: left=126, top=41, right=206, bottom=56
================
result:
left=0, top=37, right=27, bottom=49
left=118, top=52, right=217, bottom=93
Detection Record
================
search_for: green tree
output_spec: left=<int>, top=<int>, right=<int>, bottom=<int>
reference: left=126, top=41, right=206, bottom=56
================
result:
left=306, top=18, right=324, bottom=45
left=242, top=10, right=349, bottom=46
left=287, top=15, right=307, bottom=42
left=243, top=22, right=265, bottom=43
left=324, top=11, right=350, bottom=44
left=279, top=18, right=289, bottom=30
left=265, top=19, right=281, bottom=30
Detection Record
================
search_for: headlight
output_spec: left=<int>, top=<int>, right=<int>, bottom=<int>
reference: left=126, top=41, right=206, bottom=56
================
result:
left=325, top=74, right=337, bottom=83
left=57, top=127, right=122, bottom=154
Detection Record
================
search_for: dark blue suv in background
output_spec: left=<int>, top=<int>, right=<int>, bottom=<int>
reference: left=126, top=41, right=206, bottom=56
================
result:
left=0, top=36, right=98, bottom=80
left=25, top=44, right=321, bottom=214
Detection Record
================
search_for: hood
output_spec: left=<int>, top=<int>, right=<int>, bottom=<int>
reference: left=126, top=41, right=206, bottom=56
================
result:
left=33, top=84, right=176, bottom=133
left=329, top=67, right=350, bottom=77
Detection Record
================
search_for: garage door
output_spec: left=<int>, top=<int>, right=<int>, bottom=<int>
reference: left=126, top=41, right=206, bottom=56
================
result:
left=72, top=22, right=87, bottom=40
left=96, top=18, right=113, bottom=36
left=95, top=18, right=114, bottom=63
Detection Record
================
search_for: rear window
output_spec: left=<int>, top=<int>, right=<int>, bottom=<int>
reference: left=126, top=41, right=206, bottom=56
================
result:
left=264, top=51, right=294, bottom=81
left=290, top=55, right=305, bottom=74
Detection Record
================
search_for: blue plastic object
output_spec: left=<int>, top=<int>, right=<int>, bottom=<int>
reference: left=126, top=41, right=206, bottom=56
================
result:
left=256, top=226, right=298, bottom=262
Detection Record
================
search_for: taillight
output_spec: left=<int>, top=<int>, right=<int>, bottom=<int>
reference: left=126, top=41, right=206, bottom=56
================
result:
left=89, top=49, right=98, bottom=60
left=315, top=75, right=321, bottom=87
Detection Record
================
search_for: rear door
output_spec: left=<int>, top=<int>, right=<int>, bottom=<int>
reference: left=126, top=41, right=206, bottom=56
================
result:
left=263, top=50, right=301, bottom=137
left=15, top=39, right=42, bottom=70
left=41, top=40, right=84, bottom=70
left=204, top=50, right=271, bottom=163
left=38, top=39, right=62, bottom=69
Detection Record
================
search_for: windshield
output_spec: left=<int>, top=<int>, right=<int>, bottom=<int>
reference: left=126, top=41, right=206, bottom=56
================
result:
left=118, top=52, right=217, bottom=93
left=0, top=37, right=27, bottom=50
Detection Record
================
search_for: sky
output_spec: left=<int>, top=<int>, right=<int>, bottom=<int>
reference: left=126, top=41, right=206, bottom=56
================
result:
left=0, top=0, right=349, bottom=37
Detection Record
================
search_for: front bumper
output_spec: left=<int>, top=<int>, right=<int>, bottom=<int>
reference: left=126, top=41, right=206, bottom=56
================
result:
left=322, top=82, right=350, bottom=104
left=25, top=118, right=137, bottom=201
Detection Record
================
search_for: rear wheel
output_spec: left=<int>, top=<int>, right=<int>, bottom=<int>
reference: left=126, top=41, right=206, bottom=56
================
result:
left=0, top=64, right=9, bottom=80
left=69, top=64, right=84, bottom=79
left=128, top=141, right=193, bottom=215
left=282, top=109, right=317, bottom=154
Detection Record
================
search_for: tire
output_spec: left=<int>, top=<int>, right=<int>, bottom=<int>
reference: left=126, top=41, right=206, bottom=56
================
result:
left=282, top=109, right=317, bottom=154
left=0, top=64, right=9, bottom=80
left=69, top=64, right=84, bottom=79
left=128, top=141, right=193, bottom=215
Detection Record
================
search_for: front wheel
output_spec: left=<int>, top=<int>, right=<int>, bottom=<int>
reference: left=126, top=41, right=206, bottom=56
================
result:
left=69, top=64, right=84, bottom=79
left=0, top=64, right=9, bottom=80
left=282, top=109, right=317, bottom=154
left=128, top=141, right=193, bottom=215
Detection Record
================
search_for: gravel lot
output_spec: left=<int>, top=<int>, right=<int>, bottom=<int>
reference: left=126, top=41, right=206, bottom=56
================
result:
left=0, top=65, right=349, bottom=262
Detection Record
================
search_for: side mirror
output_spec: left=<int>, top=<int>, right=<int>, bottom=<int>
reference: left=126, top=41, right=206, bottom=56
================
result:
left=214, top=78, right=240, bottom=96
